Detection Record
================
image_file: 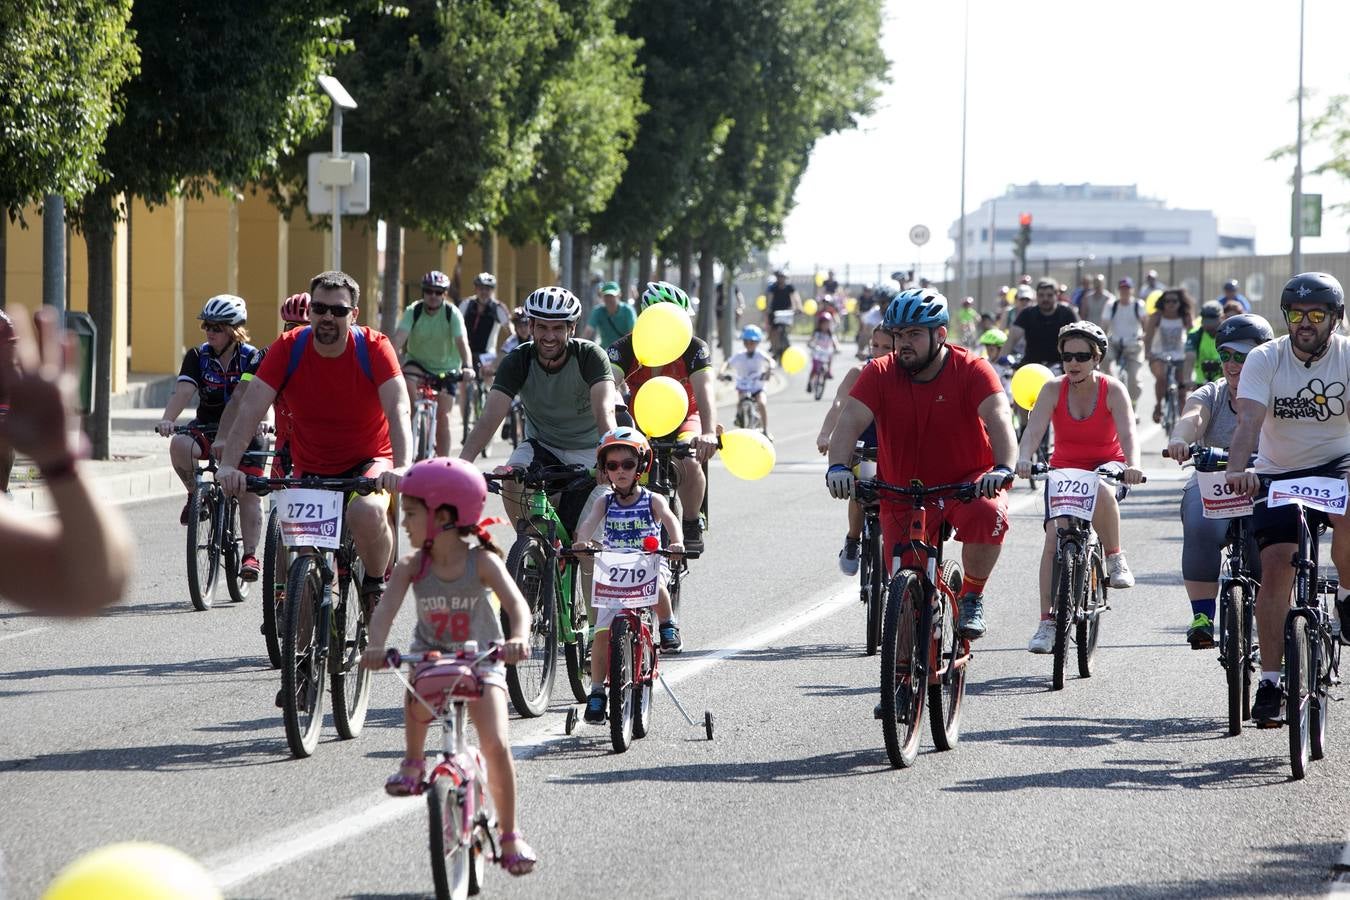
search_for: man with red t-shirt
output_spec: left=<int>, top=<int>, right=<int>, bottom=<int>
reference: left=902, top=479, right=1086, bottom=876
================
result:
left=825, top=288, right=1018, bottom=642
left=218, top=271, right=411, bottom=602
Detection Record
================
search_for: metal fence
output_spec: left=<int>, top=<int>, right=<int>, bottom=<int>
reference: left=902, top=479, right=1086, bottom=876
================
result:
left=752, top=251, right=1350, bottom=323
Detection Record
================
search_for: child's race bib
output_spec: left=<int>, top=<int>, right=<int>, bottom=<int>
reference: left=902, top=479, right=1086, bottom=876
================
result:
left=592, top=550, right=660, bottom=609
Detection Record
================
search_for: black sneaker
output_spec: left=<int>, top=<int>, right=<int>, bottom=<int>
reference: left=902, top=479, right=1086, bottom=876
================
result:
left=659, top=620, right=683, bottom=653
left=583, top=690, right=606, bottom=724
left=957, top=594, right=986, bottom=640
left=1252, top=679, right=1284, bottom=727
left=1336, top=595, right=1350, bottom=646
left=682, top=518, right=704, bottom=554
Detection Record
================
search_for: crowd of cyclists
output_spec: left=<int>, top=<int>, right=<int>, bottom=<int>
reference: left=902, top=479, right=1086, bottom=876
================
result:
left=109, top=259, right=1350, bottom=883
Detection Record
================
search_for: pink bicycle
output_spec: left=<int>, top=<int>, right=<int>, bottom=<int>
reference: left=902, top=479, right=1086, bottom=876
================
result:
left=383, top=643, right=502, bottom=900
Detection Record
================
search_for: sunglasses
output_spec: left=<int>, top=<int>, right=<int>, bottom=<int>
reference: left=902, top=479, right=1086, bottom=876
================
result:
left=1059, top=351, right=1096, bottom=363
left=1285, top=308, right=1330, bottom=325
left=1217, top=349, right=1248, bottom=364
left=423, top=288, right=445, bottom=296
left=604, top=459, right=638, bottom=472
left=311, top=301, right=353, bottom=318
left=201, top=323, right=228, bottom=334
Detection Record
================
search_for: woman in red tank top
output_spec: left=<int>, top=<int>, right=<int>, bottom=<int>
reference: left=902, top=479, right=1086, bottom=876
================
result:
left=1015, top=322, right=1145, bottom=654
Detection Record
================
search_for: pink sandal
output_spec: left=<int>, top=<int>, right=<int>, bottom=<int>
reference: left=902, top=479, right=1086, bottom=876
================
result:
left=498, top=832, right=537, bottom=876
left=384, top=757, right=425, bottom=796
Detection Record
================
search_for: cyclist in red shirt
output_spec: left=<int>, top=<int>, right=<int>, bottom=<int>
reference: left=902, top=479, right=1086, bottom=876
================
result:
left=218, top=271, right=412, bottom=602
left=825, top=289, right=1018, bottom=640
left=606, top=281, right=720, bottom=551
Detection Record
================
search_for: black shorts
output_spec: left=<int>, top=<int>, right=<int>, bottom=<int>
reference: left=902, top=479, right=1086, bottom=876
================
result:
left=1252, top=459, right=1350, bottom=549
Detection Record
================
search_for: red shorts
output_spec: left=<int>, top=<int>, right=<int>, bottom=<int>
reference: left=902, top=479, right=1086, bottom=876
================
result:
left=879, top=492, right=1009, bottom=575
left=293, top=456, right=392, bottom=480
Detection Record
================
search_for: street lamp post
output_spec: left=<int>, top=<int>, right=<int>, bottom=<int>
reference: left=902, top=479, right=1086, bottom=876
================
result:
left=956, top=0, right=970, bottom=302
left=318, top=75, right=357, bottom=271
left=1293, top=0, right=1305, bottom=273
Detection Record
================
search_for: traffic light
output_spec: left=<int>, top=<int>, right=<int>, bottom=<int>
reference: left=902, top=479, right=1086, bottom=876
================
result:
left=1012, top=212, right=1033, bottom=274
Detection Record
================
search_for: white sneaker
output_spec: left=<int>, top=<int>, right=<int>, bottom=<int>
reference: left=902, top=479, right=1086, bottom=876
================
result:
left=838, top=538, right=860, bottom=576
left=1107, top=551, right=1135, bottom=589
left=1027, top=619, right=1055, bottom=654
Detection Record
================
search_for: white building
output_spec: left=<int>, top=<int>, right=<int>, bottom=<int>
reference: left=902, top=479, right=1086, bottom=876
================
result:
left=948, top=183, right=1247, bottom=277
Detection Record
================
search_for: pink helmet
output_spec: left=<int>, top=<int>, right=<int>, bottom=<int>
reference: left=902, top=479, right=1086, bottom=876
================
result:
left=400, top=458, right=488, bottom=546
left=281, top=292, right=310, bottom=324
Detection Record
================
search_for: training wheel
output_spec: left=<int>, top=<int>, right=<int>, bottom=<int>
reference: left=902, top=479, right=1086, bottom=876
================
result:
left=704, top=711, right=714, bottom=741
left=565, top=707, right=578, bottom=735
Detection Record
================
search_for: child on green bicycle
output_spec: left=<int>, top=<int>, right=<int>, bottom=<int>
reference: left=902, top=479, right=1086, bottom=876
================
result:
left=571, top=428, right=684, bottom=725
left=362, top=457, right=537, bottom=877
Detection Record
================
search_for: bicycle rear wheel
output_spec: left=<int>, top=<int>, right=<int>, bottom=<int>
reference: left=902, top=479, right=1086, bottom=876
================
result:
left=1286, top=615, right=1312, bottom=779
left=330, top=544, right=371, bottom=739
left=503, top=537, right=557, bottom=717
left=880, top=571, right=927, bottom=768
left=609, top=618, right=635, bottom=752
left=186, top=483, right=220, bottom=611
left=224, top=497, right=250, bottom=604
left=261, top=507, right=286, bottom=669
left=1220, top=582, right=1245, bottom=736
left=1051, top=552, right=1076, bottom=691
left=561, top=564, right=591, bottom=703
left=929, top=561, right=967, bottom=752
left=281, top=554, right=325, bottom=758
left=1076, top=551, right=1105, bottom=678
left=427, top=774, right=470, bottom=900
left=1311, top=624, right=1331, bottom=762
left=414, top=403, right=436, bottom=461
left=863, top=525, right=883, bottom=657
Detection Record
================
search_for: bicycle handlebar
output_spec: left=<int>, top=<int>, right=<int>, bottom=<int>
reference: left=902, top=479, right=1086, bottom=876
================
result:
left=562, top=544, right=683, bottom=559
left=855, top=478, right=986, bottom=504
left=484, top=463, right=594, bottom=493
left=1028, top=463, right=1147, bottom=483
left=244, top=475, right=380, bottom=496
left=1162, top=443, right=1229, bottom=472
left=383, top=644, right=501, bottom=669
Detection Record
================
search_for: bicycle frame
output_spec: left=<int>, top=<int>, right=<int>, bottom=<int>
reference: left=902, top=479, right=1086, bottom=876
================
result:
left=514, top=483, right=582, bottom=645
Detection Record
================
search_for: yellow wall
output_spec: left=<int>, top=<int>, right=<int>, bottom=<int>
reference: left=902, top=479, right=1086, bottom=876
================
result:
left=458, top=236, right=482, bottom=300
left=236, top=189, right=283, bottom=347
left=514, top=243, right=553, bottom=303
left=130, top=197, right=184, bottom=374
left=4, top=207, right=43, bottom=307
left=182, top=193, right=235, bottom=351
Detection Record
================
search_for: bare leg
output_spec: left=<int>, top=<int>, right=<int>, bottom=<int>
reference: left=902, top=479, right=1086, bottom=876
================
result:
left=1255, top=543, right=1295, bottom=672
left=348, top=494, right=394, bottom=579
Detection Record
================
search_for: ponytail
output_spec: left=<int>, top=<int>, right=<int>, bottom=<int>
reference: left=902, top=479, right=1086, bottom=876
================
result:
left=459, top=519, right=505, bottom=558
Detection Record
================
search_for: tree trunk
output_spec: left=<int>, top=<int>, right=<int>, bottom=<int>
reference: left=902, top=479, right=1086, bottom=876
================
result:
left=380, top=219, right=403, bottom=335
left=559, top=231, right=573, bottom=295
left=696, top=244, right=716, bottom=344
left=573, top=233, right=592, bottom=297
left=0, top=216, right=6, bottom=310
left=678, top=237, right=694, bottom=294
left=720, top=260, right=737, bottom=360
left=481, top=228, right=496, bottom=274
left=637, top=241, right=652, bottom=291
left=619, top=253, right=633, bottom=301
left=83, top=190, right=116, bottom=460
left=655, top=257, right=667, bottom=282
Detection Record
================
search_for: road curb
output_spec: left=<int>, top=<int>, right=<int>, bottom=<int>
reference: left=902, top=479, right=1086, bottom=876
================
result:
left=8, top=464, right=184, bottom=513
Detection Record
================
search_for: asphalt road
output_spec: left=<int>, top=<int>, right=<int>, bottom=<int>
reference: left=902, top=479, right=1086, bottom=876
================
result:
left=3, top=365, right=1348, bottom=899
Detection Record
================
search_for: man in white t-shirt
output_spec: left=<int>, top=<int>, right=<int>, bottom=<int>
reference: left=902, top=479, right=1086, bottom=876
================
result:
left=1228, top=272, right=1350, bottom=727
left=1103, top=277, right=1146, bottom=412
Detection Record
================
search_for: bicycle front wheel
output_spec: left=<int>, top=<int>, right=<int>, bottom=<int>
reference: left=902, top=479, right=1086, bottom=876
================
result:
left=1051, top=553, right=1077, bottom=691
left=609, top=618, right=635, bottom=753
left=1220, top=582, right=1245, bottom=736
left=503, top=537, right=558, bottom=717
left=929, top=561, right=966, bottom=752
left=880, top=571, right=927, bottom=768
left=186, top=483, right=219, bottom=611
left=561, top=564, right=591, bottom=703
left=812, top=368, right=826, bottom=400
left=330, top=546, right=371, bottom=740
left=1076, top=551, right=1105, bottom=678
left=1286, top=614, right=1312, bottom=779
left=281, top=553, right=325, bottom=758
left=261, top=507, right=286, bottom=669
left=427, top=774, right=470, bottom=900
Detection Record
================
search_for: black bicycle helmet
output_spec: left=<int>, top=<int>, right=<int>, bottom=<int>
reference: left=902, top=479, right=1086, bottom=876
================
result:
left=1280, top=272, right=1344, bottom=310
left=1214, top=314, right=1275, bottom=353
left=1056, top=321, right=1107, bottom=357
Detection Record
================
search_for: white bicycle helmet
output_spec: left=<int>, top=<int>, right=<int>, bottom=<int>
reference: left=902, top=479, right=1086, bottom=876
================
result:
left=199, top=294, right=247, bottom=325
left=524, top=285, right=581, bottom=322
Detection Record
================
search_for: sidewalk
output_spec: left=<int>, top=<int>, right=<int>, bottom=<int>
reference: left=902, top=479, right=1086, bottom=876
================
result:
left=9, top=359, right=787, bottom=513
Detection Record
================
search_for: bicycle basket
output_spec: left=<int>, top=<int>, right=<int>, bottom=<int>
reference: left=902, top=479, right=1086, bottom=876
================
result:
left=412, top=658, right=484, bottom=706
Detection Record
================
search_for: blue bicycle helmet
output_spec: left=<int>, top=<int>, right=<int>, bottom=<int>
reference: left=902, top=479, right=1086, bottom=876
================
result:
left=740, top=324, right=765, bottom=341
left=883, top=288, right=950, bottom=329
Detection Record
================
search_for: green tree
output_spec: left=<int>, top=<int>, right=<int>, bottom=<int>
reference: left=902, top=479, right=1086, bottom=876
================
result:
left=0, top=0, right=139, bottom=217
left=1271, top=88, right=1350, bottom=216
left=75, top=0, right=344, bottom=457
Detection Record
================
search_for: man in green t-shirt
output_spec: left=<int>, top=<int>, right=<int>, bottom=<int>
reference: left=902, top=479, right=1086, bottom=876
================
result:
left=461, top=285, right=618, bottom=534
left=583, top=281, right=637, bottom=350
left=1185, top=300, right=1223, bottom=387
left=393, top=270, right=473, bottom=455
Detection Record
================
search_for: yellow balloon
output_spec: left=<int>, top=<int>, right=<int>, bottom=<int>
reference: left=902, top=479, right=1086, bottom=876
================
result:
left=845, top=297, right=857, bottom=314
left=719, top=428, right=776, bottom=480
left=802, top=298, right=818, bottom=316
left=631, top=303, right=692, bottom=367
left=780, top=345, right=807, bottom=374
left=633, top=376, right=687, bottom=437
left=43, top=843, right=221, bottom=900
left=755, top=295, right=767, bottom=311
left=1010, top=363, right=1054, bottom=411
left=1006, top=288, right=1017, bottom=303
left=1145, top=289, right=1164, bottom=314
left=814, top=271, right=826, bottom=287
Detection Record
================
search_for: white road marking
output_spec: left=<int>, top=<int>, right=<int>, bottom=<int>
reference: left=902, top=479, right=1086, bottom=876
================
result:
left=0, top=627, right=48, bottom=643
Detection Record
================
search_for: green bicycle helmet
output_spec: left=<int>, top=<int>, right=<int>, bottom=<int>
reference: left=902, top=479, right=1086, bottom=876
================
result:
left=978, top=328, right=1007, bottom=347
left=640, top=280, right=691, bottom=312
